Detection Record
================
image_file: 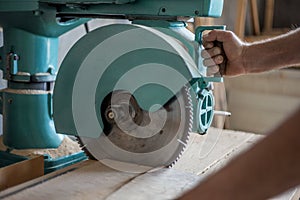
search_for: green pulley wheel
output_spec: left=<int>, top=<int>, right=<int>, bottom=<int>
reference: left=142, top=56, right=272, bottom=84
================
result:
left=197, top=89, right=214, bottom=134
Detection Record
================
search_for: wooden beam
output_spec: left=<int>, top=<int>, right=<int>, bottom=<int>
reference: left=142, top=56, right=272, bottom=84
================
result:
left=250, top=0, right=261, bottom=35
left=234, top=0, right=248, bottom=38
left=264, top=0, right=275, bottom=33
left=0, top=156, right=44, bottom=191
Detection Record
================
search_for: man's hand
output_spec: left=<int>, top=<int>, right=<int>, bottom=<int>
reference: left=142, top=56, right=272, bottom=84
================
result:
left=201, top=30, right=248, bottom=76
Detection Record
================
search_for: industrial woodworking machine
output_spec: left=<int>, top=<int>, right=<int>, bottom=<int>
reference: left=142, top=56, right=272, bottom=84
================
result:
left=0, top=0, right=225, bottom=172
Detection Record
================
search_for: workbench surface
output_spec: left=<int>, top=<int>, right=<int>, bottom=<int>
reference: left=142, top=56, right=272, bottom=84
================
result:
left=0, top=128, right=298, bottom=200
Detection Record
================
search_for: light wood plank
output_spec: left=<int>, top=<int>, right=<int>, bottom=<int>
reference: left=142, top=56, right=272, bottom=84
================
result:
left=5, top=162, right=139, bottom=200
left=2, top=161, right=201, bottom=200
left=0, top=156, right=44, bottom=191
left=264, top=0, right=275, bottom=33
left=0, top=128, right=269, bottom=200
left=106, top=169, right=201, bottom=200
left=234, top=0, right=248, bottom=38
left=0, top=160, right=92, bottom=199
left=1, top=128, right=260, bottom=200
left=250, top=0, right=261, bottom=35
left=174, top=127, right=262, bottom=175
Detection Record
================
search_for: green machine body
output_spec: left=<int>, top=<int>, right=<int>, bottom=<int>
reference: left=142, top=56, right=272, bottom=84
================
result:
left=0, top=0, right=224, bottom=148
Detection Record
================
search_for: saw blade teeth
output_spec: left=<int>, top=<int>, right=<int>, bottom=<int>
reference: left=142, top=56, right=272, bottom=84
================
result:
left=77, top=84, right=195, bottom=170
left=167, top=85, right=193, bottom=168
left=76, top=137, right=96, bottom=160
left=177, top=139, right=187, bottom=147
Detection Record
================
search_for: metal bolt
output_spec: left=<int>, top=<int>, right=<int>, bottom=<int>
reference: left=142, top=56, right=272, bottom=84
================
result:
left=13, top=55, right=19, bottom=60
left=8, top=98, right=13, bottom=104
left=33, top=10, right=41, bottom=16
left=107, top=111, right=115, bottom=120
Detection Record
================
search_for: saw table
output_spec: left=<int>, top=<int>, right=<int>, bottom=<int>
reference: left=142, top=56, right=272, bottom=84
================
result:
left=0, top=128, right=298, bottom=200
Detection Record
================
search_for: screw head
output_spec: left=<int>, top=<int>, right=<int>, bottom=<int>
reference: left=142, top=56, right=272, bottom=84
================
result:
left=8, top=98, right=13, bottom=104
left=107, top=111, right=115, bottom=120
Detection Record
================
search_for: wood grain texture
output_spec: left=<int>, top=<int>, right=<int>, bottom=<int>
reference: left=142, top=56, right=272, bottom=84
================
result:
left=0, top=156, right=44, bottom=191
left=174, top=128, right=262, bottom=175
left=264, top=0, right=275, bottom=33
left=106, top=169, right=200, bottom=200
left=3, top=161, right=200, bottom=200
left=250, top=0, right=261, bottom=35
left=1, top=128, right=295, bottom=199
left=5, top=162, right=139, bottom=200
left=234, top=0, right=248, bottom=38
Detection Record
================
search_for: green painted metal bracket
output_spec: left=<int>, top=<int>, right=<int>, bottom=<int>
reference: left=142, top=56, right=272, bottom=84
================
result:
left=195, top=25, right=226, bottom=47
left=0, top=3, right=89, bottom=37
left=44, top=0, right=224, bottom=18
left=43, top=151, right=87, bottom=174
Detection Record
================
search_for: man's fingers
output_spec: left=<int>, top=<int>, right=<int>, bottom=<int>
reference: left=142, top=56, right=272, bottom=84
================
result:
left=201, top=47, right=222, bottom=59
left=207, top=65, right=220, bottom=76
left=203, top=55, right=224, bottom=66
left=202, top=41, right=214, bottom=49
left=203, top=29, right=233, bottom=43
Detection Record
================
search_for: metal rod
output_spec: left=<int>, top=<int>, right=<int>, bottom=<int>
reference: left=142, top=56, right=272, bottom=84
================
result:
left=214, top=110, right=231, bottom=116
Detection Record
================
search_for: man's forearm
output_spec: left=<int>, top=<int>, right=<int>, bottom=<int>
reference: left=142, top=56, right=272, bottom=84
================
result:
left=244, top=28, right=300, bottom=74
left=180, top=107, right=300, bottom=200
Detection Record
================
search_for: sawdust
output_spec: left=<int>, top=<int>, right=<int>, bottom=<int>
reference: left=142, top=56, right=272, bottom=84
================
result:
left=1, top=88, right=51, bottom=94
left=0, top=136, right=82, bottom=159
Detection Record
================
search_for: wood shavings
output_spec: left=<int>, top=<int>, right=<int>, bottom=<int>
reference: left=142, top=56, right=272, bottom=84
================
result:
left=0, top=136, right=82, bottom=159
left=1, top=89, right=51, bottom=95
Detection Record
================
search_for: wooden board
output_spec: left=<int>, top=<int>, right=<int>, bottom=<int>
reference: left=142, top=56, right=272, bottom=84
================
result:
left=174, top=128, right=261, bottom=175
left=0, top=156, right=44, bottom=191
left=263, top=0, right=275, bottom=33
left=250, top=0, right=260, bottom=35
left=1, top=161, right=201, bottom=200
left=0, top=128, right=298, bottom=199
left=234, top=0, right=248, bottom=38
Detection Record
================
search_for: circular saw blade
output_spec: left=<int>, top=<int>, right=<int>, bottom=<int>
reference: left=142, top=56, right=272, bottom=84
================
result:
left=77, top=86, right=192, bottom=172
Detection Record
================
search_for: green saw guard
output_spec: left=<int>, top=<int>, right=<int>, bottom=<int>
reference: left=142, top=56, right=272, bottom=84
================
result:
left=53, top=23, right=202, bottom=138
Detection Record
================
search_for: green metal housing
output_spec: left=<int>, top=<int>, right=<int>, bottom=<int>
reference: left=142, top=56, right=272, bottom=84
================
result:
left=2, top=90, right=64, bottom=149
left=0, top=0, right=223, bottom=18
left=0, top=0, right=224, bottom=147
left=53, top=22, right=202, bottom=138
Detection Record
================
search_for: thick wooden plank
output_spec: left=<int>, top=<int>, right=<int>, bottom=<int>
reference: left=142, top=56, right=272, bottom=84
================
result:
left=106, top=169, right=201, bottom=200
left=2, top=162, right=200, bottom=200
left=4, top=162, right=140, bottom=200
left=0, top=160, right=92, bottom=199
left=5, top=128, right=298, bottom=200
left=0, top=156, right=44, bottom=191
left=2, top=128, right=259, bottom=200
left=174, top=128, right=262, bottom=175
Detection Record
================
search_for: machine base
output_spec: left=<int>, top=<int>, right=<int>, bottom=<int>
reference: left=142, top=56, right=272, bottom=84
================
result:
left=0, top=150, right=87, bottom=174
